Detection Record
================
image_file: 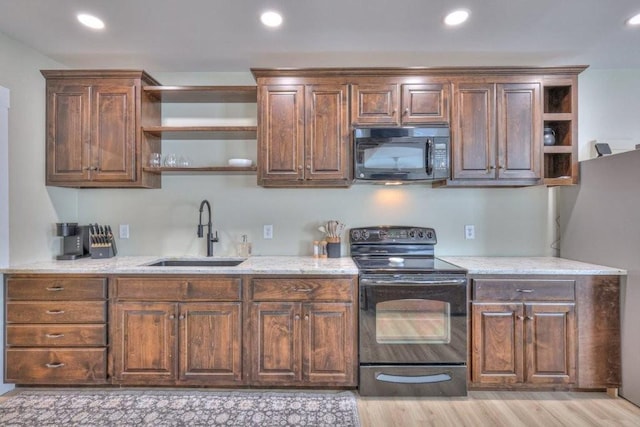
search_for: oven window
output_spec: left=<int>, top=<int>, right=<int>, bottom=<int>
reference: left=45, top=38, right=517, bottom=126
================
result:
left=375, top=298, right=450, bottom=344
left=363, top=145, right=424, bottom=169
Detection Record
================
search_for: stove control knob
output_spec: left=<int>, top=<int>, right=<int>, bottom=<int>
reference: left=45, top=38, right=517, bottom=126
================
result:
left=351, top=230, right=361, bottom=241
left=409, top=230, right=416, bottom=238
left=362, top=230, right=370, bottom=240
left=378, top=230, right=388, bottom=240
left=426, top=231, right=434, bottom=239
left=417, top=230, right=425, bottom=239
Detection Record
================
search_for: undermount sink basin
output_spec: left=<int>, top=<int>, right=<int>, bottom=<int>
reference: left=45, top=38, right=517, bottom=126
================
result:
left=146, top=259, right=244, bottom=267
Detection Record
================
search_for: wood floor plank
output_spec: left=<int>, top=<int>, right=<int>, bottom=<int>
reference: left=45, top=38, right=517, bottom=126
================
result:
left=357, top=391, right=640, bottom=427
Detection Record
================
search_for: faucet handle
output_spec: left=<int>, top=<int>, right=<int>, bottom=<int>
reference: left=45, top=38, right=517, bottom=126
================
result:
left=211, top=231, right=219, bottom=242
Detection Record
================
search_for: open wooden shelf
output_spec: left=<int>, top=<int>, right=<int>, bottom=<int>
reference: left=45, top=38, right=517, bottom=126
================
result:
left=142, top=126, right=257, bottom=140
left=143, top=166, right=257, bottom=174
left=143, top=86, right=257, bottom=103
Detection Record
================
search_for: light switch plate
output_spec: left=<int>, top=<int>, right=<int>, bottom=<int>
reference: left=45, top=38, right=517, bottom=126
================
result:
left=119, top=224, right=130, bottom=239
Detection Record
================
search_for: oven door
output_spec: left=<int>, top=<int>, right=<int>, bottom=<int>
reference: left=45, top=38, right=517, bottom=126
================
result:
left=359, top=275, right=467, bottom=364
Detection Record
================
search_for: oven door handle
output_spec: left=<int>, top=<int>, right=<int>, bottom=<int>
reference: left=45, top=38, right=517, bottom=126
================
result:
left=361, top=278, right=467, bottom=285
left=376, top=372, right=452, bottom=384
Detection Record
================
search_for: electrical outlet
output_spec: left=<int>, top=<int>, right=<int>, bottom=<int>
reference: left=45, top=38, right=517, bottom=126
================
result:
left=464, top=224, right=475, bottom=240
left=119, top=224, right=130, bottom=239
left=263, top=224, right=273, bottom=240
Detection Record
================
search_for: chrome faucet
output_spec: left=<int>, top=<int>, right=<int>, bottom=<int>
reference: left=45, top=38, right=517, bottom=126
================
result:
left=197, top=199, right=218, bottom=257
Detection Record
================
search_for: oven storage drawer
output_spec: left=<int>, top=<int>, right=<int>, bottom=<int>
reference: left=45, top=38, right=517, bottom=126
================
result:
left=359, top=365, right=467, bottom=396
left=473, top=279, right=575, bottom=301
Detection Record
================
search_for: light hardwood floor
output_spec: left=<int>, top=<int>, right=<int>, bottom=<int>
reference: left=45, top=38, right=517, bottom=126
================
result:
left=357, top=391, right=640, bottom=427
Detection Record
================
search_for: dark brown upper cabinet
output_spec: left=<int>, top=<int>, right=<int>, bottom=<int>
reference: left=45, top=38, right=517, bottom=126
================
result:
left=42, top=70, right=161, bottom=188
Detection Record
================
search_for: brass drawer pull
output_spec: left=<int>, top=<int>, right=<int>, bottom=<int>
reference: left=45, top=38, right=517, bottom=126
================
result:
left=293, top=288, right=313, bottom=293
left=45, top=333, right=65, bottom=339
left=46, top=286, right=65, bottom=291
left=45, top=310, right=65, bottom=315
left=45, top=362, right=65, bottom=369
left=516, top=289, right=534, bottom=293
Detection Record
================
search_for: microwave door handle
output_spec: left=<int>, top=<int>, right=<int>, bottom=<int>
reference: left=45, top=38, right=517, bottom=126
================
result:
left=426, top=138, right=434, bottom=176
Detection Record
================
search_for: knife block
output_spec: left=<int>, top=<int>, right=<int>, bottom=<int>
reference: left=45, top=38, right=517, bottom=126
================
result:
left=90, top=224, right=118, bottom=259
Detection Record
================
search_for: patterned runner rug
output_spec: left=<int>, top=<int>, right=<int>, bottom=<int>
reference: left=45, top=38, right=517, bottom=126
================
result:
left=0, top=389, right=360, bottom=426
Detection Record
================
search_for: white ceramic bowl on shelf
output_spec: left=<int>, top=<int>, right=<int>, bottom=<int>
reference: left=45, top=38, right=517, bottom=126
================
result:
left=228, top=158, right=253, bottom=167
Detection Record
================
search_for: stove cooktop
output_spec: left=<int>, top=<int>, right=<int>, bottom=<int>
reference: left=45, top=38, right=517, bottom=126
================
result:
left=352, top=256, right=465, bottom=274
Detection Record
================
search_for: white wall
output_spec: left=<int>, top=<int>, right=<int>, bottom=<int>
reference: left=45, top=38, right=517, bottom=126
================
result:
left=578, top=69, right=640, bottom=159
left=0, top=85, right=8, bottom=265
left=0, top=32, right=77, bottom=264
left=563, top=69, right=640, bottom=406
left=0, top=85, right=10, bottom=394
left=74, top=71, right=556, bottom=258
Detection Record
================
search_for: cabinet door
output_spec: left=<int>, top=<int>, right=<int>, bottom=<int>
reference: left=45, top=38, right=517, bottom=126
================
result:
left=303, top=303, right=356, bottom=385
left=46, top=83, right=91, bottom=184
left=451, top=83, right=496, bottom=179
left=258, top=85, right=305, bottom=183
left=471, top=302, right=524, bottom=385
left=250, top=302, right=301, bottom=384
left=401, top=83, right=449, bottom=124
left=305, top=84, right=351, bottom=182
left=351, top=83, right=399, bottom=126
left=179, top=302, right=243, bottom=384
left=91, top=84, right=137, bottom=182
left=497, top=83, right=542, bottom=180
left=525, top=303, right=576, bottom=384
left=113, top=302, right=177, bottom=383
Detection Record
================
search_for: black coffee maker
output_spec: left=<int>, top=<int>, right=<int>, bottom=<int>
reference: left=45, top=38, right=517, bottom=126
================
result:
left=56, top=222, right=90, bottom=260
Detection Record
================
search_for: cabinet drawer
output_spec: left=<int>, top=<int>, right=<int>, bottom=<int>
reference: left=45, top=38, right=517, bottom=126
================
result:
left=6, top=324, right=107, bottom=347
left=251, top=278, right=354, bottom=301
left=473, top=279, right=575, bottom=301
left=115, top=277, right=242, bottom=301
left=6, top=301, right=107, bottom=323
left=6, top=277, right=107, bottom=300
left=5, top=348, right=107, bottom=384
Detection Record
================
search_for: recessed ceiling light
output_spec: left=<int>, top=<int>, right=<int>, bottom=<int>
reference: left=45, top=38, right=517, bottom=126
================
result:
left=626, top=13, right=640, bottom=26
left=77, top=13, right=105, bottom=30
left=444, top=9, right=470, bottom=26
left=260, top=11, right=283, bottom=28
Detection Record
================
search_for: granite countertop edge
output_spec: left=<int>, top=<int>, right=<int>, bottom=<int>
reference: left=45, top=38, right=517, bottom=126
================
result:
left=0, top=255, right=627, bottom=276
left=439, top=256, right=627, bottom=276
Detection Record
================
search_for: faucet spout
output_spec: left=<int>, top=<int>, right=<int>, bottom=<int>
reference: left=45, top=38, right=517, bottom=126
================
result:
left=197, top=199, right=218, bottom=256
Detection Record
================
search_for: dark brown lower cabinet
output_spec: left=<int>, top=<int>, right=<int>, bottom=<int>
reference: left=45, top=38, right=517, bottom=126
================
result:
left=470, top=275, right=620, bottom=391
left=472, top=302, right=576, bottom=386
left=112, top=301, right=242, bottom=385
left=3, top=275, right=108, bottom=385
left=250, top=301, right=354, bottom=386
left=111, top=277, right=244, bottom=386
left=248, top=276, right=357, bottom=387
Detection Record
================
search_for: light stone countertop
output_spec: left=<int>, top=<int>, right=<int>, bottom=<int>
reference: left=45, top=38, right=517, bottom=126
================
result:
left=0, top=255, right=626, bottom=276
left=0, top=255, right=359, bottom=275
left=439, top=256, right=627, bottom=275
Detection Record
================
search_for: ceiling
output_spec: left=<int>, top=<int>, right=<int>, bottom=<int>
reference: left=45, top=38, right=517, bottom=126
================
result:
left=1, top=0, right=639, bottom=72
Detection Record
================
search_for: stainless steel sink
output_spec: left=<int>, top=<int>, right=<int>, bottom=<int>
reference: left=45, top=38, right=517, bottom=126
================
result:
left=146, top=259, right=244, bottom=267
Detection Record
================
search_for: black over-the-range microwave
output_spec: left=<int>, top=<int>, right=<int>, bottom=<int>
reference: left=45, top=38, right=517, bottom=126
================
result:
left=353, top=125, right=450, bottom=183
